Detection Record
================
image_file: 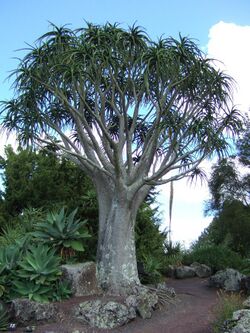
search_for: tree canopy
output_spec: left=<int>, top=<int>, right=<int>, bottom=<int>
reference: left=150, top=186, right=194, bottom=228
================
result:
left=1, top=23, right=242, bottom=188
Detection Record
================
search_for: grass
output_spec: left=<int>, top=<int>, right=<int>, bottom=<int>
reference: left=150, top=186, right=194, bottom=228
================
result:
left=212, top=290, right=245, bottom=333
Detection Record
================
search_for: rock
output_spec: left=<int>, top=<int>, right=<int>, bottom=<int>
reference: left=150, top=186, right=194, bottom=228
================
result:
left=209, top=268, right=245, bottom=292
left=156, top=282, right=176, bottom=297
left=61, top=262, right=101, bottom=296
left=241, top=276, right=250, bottom=295
left=243, top=297, right=250, bottom=309
left=190, top=262, right=212, bottom=278
left=75, top=300, right=136, bottom=329
left=136, top=289, right=158, bottom=319
left=165, top=265, right=176, bottom=278
left=11, top=299, right=57, bottom=325
left=175, top=266, right=196, bottom=279
left=231, top=309, right=250, bottom=333
left=125, top=287, right=158, bottom=319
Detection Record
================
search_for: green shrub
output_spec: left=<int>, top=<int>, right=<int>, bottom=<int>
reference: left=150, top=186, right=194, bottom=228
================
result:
left=0, top=224, right=26, bottom=247
left=18, top=207, right=45, bottom=232
left=212, top=290, right=244, bottom=333
left=238, top=258, right=250, bottom=275
left=164, top=253, right=184, bottom=267
left=163, top=241, right=185, bottom=268
left=140, top=254, right=164, bottom=284
left=183, top=244, right=243, bottom=272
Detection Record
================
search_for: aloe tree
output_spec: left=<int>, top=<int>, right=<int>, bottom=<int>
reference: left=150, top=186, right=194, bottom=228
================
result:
left=0, top=23, right=243, bottom=294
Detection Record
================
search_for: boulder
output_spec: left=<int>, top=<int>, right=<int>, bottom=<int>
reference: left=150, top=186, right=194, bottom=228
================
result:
left=61, top=262, right=101, bottom=296
left=243, top=297, right=250, bottom=309
left=155, top=282, right=176, bottom=298
left=190, top=262, right=212, bottom=278
left=75, top=300, right=136, bottom=329
left=125, top=287, right=158, bottom=319
left=230, top=309, right=250, bottom=333
left=11, top=299, right=57, bottom=325
left=241, top=276, right=250, bottom=295
left=175, top=266, right=196, bottom=279
left=165, top=265, right=176, bottom=278
left=209, top=268, right=245, bottom=292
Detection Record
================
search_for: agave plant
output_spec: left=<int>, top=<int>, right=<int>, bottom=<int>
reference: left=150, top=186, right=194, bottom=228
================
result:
left=0, top=245, right=21, bottom=300
left=0, top=244, right=20, bottom=274
left=17, top=244, right=61, bottom=285
left=0, top=302, right=9, bottom=331
left=52, top=280, right=72, bottom=301
left=12, top=279, right=53, bottom=303
left=32, top=208, right=90, bottom=259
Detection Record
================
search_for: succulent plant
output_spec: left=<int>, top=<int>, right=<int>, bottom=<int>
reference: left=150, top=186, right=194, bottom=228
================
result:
left=0, top=244, right=20, bottom=274
left=12, top=279, right=53, bottom=303
left=17, top=244, right=61, bottom=285
left=0, top=301, right=9, bottom=331
left=32, top=208, right=90, bottom=259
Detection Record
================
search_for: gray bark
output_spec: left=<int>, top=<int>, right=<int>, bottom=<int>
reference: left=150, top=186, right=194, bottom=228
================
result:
left=96, top=182, right=149, bottom=295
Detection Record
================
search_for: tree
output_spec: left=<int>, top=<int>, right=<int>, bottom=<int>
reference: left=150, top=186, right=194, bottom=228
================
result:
left=0, top=145, right=95, bottom=217
left=205, top=124, right=250, bottom=213
left=0, top=23, right=243, bottom=294
left=196, top=125, right=250, bottom=255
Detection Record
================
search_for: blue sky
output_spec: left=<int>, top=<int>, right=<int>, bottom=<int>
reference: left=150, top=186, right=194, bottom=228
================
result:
left=1, top=0, right=250, bottom=97
left=1, top=0, right=250, bottom=246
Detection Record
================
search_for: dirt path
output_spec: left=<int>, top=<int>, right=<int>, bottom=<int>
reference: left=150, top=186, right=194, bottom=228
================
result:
left=14, top=277, right=218, bottom=333
left=119, top=277, right=218, bottom=333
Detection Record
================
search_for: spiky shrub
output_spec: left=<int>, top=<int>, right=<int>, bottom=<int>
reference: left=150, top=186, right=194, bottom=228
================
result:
left=32, top=208, right=90, bottom=260
left=212, top=290, right=244, bottom=333
left=0, top=224, right=26, bottom=247
left=140, top=254, right=164, bottom=284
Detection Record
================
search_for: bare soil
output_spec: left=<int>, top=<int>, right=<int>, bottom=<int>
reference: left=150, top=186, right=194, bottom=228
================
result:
left=13, top=277, right=218, bottom=333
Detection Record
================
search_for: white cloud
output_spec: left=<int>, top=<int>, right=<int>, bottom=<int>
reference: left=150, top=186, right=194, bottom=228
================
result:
left=158, top=182, right=211, bottom=248
left=157, top=160, right=213, bottom=247
left=207, top=21, right=250, bottom=113
left=0, top=128, right=18, bottom=157
left=159, top=22, right=250, bottom=246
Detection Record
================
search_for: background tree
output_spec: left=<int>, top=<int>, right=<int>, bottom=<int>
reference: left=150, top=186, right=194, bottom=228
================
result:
left=0, top=23, right=242, bottom=294
left=0, top=145, right=96, bottom=216
left=0, top=145, right=166, bottom=264
left=195, top=125, right=250, bottom=255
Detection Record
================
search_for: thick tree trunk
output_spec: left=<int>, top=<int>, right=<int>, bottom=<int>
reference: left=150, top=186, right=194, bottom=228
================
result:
left=96, top=188, right=142, bottom=295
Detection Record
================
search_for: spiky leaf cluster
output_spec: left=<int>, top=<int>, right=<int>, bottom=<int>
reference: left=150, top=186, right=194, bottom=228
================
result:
left=0, top=22, right=243, bottom=186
